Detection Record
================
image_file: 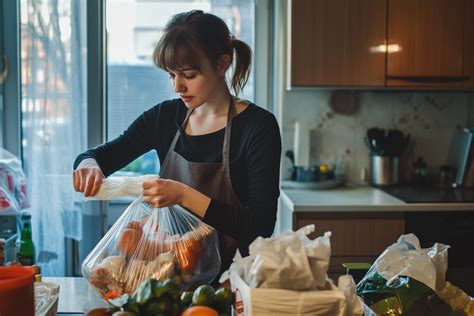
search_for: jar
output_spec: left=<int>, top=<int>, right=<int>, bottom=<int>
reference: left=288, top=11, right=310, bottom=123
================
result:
left=412, top=157, right=428, bottom=186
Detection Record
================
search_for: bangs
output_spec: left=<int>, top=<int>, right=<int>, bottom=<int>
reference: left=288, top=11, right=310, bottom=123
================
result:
left=153, top=32, right=203, bottom=72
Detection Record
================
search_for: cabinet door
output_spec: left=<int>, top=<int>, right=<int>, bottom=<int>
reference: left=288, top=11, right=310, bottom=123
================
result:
left=386, top=0, right=465, bottom=87
left=295, top=213, right=405, bottom=257
left=464, top=0, right=474, bottom=88
left=294, top=212, right=405, bottom=279
left=290, top=0, right=386, bottom=87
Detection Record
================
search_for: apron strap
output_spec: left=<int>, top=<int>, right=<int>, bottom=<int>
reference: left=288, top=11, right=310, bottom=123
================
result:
left=222, top=97, right=236, bottom=163
left=168, top=105, right=194, bottom=152
left=168, top=97, right=237, bottom=163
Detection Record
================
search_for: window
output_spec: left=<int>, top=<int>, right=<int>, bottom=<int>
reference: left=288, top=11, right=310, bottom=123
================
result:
left=3, top=0, right=267, bottom=276
left=19, top=0, right=87, bottom=276
left=106, top=0, right=256, bottom=175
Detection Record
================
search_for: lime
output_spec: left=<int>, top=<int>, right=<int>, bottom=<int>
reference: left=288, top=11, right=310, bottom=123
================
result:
left=145, top=300, right=171, bottom=314
left=152, top=281, right=168, bottom=299
left=163, top=278, right=180, bottom=301
left=181, top=291, right=193, bottom=307
left=214, top=287, right=233, bottom=311
left=163, top=278, right=180, bottom=295
left=192, top=284, right=215, bottom=306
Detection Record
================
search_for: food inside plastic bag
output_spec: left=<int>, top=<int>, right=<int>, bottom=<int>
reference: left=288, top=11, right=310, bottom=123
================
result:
left=356, top=233, right=464, bottom=316
left=82, top=196, right=221, bottom=299
left=0, top=148, right=29, bottom=212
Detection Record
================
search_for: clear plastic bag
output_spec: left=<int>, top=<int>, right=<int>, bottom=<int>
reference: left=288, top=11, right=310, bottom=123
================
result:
left=0, top=148, right=29, bottom=212
left=81, top=196, right=221, bottom=299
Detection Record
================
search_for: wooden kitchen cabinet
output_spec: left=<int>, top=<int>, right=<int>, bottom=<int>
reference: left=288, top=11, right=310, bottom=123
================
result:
left=293, top=212, right=405, bottom=278
left=289, top=0, right=473, bottom=89
left=290, top=0, right=386, bottom=87
left=386, top=0, right=466, bottom=88
left=464, top=0, right=474, bottom=88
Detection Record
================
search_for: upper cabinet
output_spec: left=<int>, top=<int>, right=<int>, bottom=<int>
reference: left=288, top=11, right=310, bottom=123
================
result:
left=464, top=0, right=474, bottom=88
left=386, top=0, right=465, bottom=88
left=289, top=0, right=473, bottom=89
left=290, top=0, right=386, bottom=87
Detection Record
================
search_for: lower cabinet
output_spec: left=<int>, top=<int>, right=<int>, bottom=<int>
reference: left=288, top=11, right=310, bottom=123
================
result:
left=293, top=212, right=405, bottom=279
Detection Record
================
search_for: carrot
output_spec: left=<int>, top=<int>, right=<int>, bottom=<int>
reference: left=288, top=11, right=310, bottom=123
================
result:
left=103, top=290, right=120, bottom=301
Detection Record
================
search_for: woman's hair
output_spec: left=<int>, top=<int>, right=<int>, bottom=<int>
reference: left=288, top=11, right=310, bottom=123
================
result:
left=153, top=10, right=252, bottom=96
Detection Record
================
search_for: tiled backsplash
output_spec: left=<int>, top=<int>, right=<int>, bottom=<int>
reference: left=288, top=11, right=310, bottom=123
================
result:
left=281, top=91, right=474, bottom=184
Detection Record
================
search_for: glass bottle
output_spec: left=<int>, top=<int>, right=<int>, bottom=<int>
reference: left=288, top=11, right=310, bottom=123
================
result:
left=17, top=213, right=35, bottom=265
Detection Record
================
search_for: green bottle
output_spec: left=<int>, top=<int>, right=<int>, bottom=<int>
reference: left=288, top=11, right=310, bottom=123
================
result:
left=17, top=213, right=35, bottom=266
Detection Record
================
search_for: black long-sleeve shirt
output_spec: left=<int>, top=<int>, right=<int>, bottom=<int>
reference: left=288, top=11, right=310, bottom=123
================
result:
left=74, top=99, right=282, bottom=249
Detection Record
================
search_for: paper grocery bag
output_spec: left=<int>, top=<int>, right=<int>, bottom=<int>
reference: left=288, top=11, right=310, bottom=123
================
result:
left=231, top=271, right=347, bottom=316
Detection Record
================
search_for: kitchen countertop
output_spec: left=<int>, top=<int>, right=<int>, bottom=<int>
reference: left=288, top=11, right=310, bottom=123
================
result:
left=42, top=277, right=108, bottom=315
left=281, top=185, right=474, bottom=212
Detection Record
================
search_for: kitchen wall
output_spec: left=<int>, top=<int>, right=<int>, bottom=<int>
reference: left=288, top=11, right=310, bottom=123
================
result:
left=273, top=1, right=474, bottom=185
left=280, top=91, right=474, bottom=184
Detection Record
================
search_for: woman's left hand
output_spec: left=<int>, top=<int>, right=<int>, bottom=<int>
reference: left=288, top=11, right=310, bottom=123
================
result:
left=142, top=178, right=187, bottom=208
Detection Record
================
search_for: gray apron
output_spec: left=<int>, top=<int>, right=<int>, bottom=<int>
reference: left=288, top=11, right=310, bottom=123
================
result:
left=159, top=98, right=242, bottom=277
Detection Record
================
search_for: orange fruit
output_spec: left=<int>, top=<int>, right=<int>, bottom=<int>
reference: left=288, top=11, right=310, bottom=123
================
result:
left=174, top=237, right=202, bottom=273
left=117, top=228, right=141, bottom=257
left=181, top=306, right=219, bottom=316
left=125, top=221, right=143, bottom=234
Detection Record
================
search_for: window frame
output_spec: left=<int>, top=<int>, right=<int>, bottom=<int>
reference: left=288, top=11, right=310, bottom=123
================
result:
left=1, top=0, right=22, bottom=157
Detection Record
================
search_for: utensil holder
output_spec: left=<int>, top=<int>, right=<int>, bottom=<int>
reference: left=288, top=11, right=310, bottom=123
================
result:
left=371, top=155, right=400, bottom=185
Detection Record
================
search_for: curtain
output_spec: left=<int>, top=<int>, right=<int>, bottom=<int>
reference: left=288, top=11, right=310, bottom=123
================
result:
left=20, top=0, right=87, bottom=276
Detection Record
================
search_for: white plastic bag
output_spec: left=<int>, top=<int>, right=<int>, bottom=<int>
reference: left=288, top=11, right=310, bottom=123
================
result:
left=0, top=148, right=29, bottom=212
left=221, top=225, right=331, bottom=291
left=35, top=282, right=59, bottom=316
left=369, top=233, right=449, bottom=292
left=85, top=174, right=159, bottom=200
left=82, top=196, right=221, bottom=299
left=357, top=234, right=453, bottom=315
left=337, top=275, right=367, bottom=316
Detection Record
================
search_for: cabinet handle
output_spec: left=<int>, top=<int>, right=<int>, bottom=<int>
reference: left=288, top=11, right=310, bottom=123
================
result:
left=386, top=75, right=470, bottom=83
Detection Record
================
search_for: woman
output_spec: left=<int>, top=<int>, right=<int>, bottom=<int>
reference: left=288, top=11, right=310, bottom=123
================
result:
left=73, top=10, right=281, bottom=276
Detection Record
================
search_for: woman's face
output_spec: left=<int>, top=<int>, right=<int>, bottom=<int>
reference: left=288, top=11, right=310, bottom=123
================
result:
left=168, top=56, right=227, bottom=109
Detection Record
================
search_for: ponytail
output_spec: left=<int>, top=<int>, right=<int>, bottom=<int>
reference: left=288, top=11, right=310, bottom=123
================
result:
left=230, top=38, right=252, bottom=96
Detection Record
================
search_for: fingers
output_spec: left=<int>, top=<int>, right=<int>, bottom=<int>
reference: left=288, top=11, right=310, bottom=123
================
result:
left=78, top=169, right=87, bottom=192
left=83, top=176, right=95, bottom=197
left=90, top=175, right=103, bottom=197
left=143, top=179, right=165, bottom=207
left=143, top=179, right=163, bottom=195
left=142, top=178, right=161, bottom=189
left=84, top=169, right=104, bottom=197
left=73, top=171, right=80, bottom=191
left=143, top=186, right=159, bottom=196
left=143, top=195, right=169, bottom=208
left=73, top=168, right=104, bottom=196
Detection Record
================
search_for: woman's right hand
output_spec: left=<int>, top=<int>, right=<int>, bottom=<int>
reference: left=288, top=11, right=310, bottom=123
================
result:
left=73, top=167, right=104, bottom=197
